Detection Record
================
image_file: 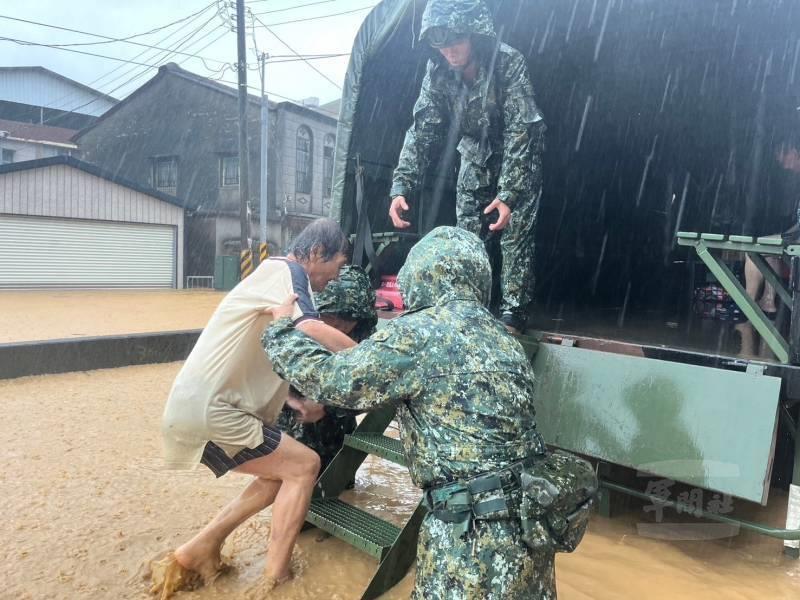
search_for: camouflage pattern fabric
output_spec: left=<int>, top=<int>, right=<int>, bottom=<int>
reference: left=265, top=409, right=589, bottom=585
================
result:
left=418, top=0, right=495, bottom=41
left=276, top=266, right=377, bottom=470
left=264, top=227, right=554, bottom=598
left=390, top=0, right=545, bottom=327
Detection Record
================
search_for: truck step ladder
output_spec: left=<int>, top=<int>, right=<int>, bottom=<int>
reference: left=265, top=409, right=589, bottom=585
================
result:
left=305, top=405, right=426, bottom=600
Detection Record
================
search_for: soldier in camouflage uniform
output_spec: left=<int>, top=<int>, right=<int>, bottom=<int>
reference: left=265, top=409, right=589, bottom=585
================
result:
left=276, top=265, right=377, bottom=472
left=389, top=0, right=545, bottom=334
left=263, top=226, right=556, bottom=599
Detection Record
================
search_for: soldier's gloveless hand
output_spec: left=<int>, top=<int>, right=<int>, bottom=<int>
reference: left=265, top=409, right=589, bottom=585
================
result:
left=389, top=196, right=412, bottom=229
left=484, top=198, right=512, bottom=231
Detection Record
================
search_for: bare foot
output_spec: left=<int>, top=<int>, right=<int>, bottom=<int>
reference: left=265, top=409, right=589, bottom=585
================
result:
left=245, top=571, right=294, bottom=599
left=148, top=552, right=201, bottom=599
left=173, top=540, right=227, bottom=586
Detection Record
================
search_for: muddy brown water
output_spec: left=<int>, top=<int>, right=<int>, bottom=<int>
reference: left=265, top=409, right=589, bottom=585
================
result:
left=0, top=290, right=224, bottom=344
left=1, top=363, right=799, bottom=599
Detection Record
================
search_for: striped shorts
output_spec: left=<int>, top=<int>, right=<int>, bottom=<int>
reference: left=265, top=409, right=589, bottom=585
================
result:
left=200, top=425, right=283, bottom=478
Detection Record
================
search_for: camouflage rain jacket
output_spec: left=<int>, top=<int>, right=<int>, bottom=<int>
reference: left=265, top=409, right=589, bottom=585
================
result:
left=264, top=227, right=554, bottom=599
left=390, top=0, right=545, bottom=212
left=275, top=266, right=377, bottom=469
left=264, top=227, right=546, bottom=488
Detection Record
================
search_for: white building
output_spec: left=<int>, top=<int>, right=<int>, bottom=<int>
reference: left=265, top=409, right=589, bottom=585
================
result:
left=0, top=156, right=184, bottom=289
left=0, top=118, right=77, bottom=164
left=0, top=66, right=117, bottom=130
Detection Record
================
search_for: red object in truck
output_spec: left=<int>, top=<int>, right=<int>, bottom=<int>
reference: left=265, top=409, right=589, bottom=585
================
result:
left=375, top=275, right=404, bottom=311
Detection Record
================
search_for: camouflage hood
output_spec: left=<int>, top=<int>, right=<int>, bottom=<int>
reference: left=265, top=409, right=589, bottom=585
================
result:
left=419, top=0, right=496, bottom=43
left=397, top=226, right=491, bottom=310
left=314, top=265, right=378, bottom=333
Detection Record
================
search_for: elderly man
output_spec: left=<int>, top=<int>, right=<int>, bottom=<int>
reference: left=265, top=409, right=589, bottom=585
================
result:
left=388, top=0, right=546, bottom=334
left=277, top=265, right=377, bottom=472
left=152, top=218, right=355, bottom=597
left=265, top=227, right=593, bottom=599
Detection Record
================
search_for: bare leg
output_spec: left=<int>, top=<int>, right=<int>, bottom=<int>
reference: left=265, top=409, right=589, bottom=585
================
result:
left=744, top=255, right=764, bottom=305
left=758, top=257, right=782, bottom=313
left=173, top=477, right=281, bottom=582
left=174, top=434, right=319, bottom=584
left=234, top=436, right=320, bottom=582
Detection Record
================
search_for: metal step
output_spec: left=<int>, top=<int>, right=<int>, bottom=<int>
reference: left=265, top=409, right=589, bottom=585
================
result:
left=344, top=432, right=406, bottom=465
left=307, top=498, right=400, bottom=560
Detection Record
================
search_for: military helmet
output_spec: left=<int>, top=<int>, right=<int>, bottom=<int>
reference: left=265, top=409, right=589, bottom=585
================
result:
left=314, top=265, right=378, bottom=332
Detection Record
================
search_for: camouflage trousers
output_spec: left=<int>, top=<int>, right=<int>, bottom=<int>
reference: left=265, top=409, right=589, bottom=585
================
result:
left=455, top=186, right=537, bottom=327
left=276, top=407, right=357, bottom=472
left=412, top=513, right=556, bottom=600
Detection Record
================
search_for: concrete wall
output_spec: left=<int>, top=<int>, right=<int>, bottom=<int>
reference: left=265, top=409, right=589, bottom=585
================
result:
left=0, top=163, right=184, bottom=287
left=0, top=139, right=68, bottom=163
left=274, top=105, right=338, bottom=220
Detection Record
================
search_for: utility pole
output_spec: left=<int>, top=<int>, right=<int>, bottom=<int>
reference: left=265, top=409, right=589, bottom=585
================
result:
left=259, top=51, right=269, bottom=248
left=235, top=0, right=250, bottom=253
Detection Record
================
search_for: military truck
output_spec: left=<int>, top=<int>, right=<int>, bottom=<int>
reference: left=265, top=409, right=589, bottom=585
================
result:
left=305, top=1, right=800, bottom=597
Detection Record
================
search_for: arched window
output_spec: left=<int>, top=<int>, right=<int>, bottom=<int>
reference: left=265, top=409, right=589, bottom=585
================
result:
left=296, top=126, right=313, bottom=195
left=323, top=134, right=335, bottom=199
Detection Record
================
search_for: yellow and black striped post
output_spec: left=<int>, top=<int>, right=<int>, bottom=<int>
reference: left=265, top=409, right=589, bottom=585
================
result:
left=240, top=249, right=254, bottom=279
left=259, top=242, right=269, bottom=264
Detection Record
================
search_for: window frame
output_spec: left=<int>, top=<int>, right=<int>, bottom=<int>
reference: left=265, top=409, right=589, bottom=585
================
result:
left=323, top=134, right=335, bottom=199
left=219, top=154, right=240, bottom=187
left=1, top=148, right=15, bottom=165
left=295, top=126, right=313, bottom=195
left=152, top=156, right=177, bottom=190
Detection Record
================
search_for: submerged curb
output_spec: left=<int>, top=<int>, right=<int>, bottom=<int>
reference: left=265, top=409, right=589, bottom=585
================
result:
left=0, top=329, right=202, bottom=380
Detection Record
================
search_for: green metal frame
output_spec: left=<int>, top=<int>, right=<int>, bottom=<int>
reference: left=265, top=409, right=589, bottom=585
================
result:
left=307, top=404, right=426, bottom=599
left=677, top=232, right=800, bottom=364
left=599, top=479, right=800, bottom=541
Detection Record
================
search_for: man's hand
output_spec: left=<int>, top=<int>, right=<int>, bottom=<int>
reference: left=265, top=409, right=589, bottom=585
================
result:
left=389, top=196, right=412, bottom=229
left=484, top=198, right=511, bottom=231
left=295, top=399, right=326, bottom=424
left=267, top=293, right=298, bottom=320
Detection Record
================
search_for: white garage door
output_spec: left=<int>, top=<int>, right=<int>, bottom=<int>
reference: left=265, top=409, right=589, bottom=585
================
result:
left=0, top=215, right=176, bottom=288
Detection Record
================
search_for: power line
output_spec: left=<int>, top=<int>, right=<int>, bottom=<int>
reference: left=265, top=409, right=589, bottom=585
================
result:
left=0, top=36, right=163, bottom=68
left=0, top=6, right=226, bottom=64
left=43, top=16, right=226, bottom=121
left=85, top=8, right=222, bottom=94
left=256, top=4, right=376, bottom=27
left=36, top=4, right=220, bottom=113
left=251, top=0, right=337, bottom=16
left=251, top=13, right=341, bottom=89
left=108, top=19, right=228, bottom=101
left=218, top=77, right=340, bottom=117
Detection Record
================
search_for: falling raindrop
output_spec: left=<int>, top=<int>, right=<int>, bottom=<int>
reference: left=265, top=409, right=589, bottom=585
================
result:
left=672, top=172, right=690, bottom=241
left=636, top=136, right=658, bottom=208
left=659, top=72, right=673, bottom=113
left=538, top=10, right=555, bottom=55
left=592, top=232, right=609, bottom=295
left=565, top=0, right=579, bottom=43
left=594, top=0, right=614, bottom=62
left=575, top=95, right=593, bottom=152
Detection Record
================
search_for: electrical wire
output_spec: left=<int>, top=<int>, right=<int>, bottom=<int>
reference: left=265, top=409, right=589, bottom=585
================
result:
left=0, top=11, right=225, bottom=66
left=42, top=16, right=226, bottom=121
left=251, top=13, right=342, bottom=90
left=33, top=4, right=219, bottom=115
left=251, top=0, right=337, bottom=16
left=256, top=4, right=376, bottom=27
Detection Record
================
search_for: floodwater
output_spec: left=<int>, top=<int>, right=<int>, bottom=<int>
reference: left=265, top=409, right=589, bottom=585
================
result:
left=2, top=362, right=799, bottom=599
left=0, top=290, right=223, bottom=344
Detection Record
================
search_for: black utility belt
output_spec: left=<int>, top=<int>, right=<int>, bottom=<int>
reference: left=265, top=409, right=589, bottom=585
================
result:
left=422, top=456, right=541, bottom=538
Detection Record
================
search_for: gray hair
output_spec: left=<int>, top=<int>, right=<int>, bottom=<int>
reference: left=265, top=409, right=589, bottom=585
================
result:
left=287, top=217, right=350, bottom=261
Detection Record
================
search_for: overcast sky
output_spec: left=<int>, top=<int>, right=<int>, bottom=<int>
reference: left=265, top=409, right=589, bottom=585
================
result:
left=1, top=0, right=376, bottom=111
